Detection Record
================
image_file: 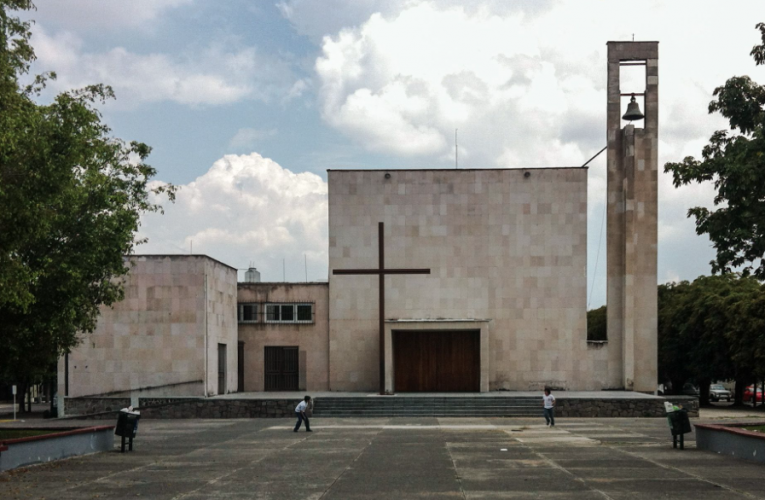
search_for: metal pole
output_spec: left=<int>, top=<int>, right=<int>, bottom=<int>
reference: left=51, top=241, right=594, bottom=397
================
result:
left=378, top=222, right=385, bottom=395
left=65, top=354, right=69, bottom=396
left=12, top=385, right=16, bottom=421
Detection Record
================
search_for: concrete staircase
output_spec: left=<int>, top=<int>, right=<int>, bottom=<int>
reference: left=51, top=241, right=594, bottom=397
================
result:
left=312, top=396, right=541, bottom=417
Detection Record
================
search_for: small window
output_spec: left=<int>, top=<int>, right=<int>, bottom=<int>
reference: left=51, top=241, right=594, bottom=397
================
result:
left=297, top=305, right=312, bottom=321
left=238, top=303, right=258, bottom=323
left=265, top=303, right=314, bottom=324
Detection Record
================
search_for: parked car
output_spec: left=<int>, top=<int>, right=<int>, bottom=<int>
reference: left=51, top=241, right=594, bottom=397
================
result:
left=681, top=383, right=699, bottom=396
left=709, top=384, right=732, bottom=402
left=744, top=386, right=764, bottom=403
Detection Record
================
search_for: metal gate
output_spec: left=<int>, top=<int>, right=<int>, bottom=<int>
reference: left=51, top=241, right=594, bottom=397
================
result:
left=264, top=346, right=299, bottom=391
left=218, top=343, right=227, bottom=395
left=237, top=341, right=245, bottom=392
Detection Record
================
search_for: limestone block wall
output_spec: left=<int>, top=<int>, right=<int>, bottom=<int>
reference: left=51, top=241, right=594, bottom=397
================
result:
left=328, top=168, right=591, bottom=391
left=237, top=283, right=330, bottom=392
left=605, top=42, right=659, bottom=392
left=58, top=255, right=237, bottom=398
left=203, top=258, right=239, bottom=395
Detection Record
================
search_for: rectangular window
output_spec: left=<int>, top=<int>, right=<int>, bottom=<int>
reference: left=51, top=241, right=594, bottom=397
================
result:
left=265, top=303, right=314, bottom=324
left=238, top=303, right=258, bottom=323
left=297, top=304, right=312, bottom=321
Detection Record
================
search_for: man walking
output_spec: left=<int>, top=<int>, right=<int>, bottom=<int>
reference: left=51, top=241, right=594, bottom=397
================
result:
left=543, top=388, right=555, bottom=427
left=294, top=395, right=312, bottom=432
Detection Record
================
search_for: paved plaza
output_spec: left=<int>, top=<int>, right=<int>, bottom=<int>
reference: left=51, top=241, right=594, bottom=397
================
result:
left=2, top=413, right=765, bottom=499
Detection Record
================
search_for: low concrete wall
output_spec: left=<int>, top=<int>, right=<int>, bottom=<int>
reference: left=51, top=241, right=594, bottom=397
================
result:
left=557, top=396, right=699, bottom=418
left=0, top=426, right=114, bottom=472
left=695, top=422, right=765, bottom=464
left=64, top=397, right=131, bottom=417
left=138, top=398, right=302, bottom=418
left=101, top=381, right=204, bottom=399
left=58, top=395, right=699, bottom=420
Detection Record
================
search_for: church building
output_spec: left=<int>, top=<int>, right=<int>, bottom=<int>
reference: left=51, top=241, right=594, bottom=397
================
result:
left=58, top=41, right=659, bottom=401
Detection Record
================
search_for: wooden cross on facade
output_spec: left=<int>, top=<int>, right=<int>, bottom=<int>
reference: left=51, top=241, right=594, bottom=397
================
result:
left=332, top=222, right=430, bottom=395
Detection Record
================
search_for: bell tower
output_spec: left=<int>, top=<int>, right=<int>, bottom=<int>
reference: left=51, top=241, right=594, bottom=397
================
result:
left=606, top=42, right=658, bottom=392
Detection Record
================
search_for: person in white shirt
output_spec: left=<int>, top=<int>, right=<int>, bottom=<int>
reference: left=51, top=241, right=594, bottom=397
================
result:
left=294, top=395, right=312, bottom=432
left=542, top=388, right=555, bottom=427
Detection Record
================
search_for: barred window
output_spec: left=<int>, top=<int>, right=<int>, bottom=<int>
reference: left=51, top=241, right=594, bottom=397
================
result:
left=265, top=303, right=314, bottom=324
left=238, top=303, right=258, bottom=323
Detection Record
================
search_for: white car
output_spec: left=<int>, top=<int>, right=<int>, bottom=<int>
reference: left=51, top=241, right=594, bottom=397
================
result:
left=710, top=384, right=732, bottom=402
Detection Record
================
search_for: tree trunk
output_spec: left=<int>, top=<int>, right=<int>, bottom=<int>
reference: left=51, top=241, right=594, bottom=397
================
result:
left=699, top=378, right=711, bottom=407
left=670, top=378, right=683, bottom=396
left=734, top=378, right=745, bottom=406
left=17, top=382, right=28, bottom=413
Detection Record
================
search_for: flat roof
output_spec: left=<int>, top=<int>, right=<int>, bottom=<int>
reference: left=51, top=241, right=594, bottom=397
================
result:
left=237, top=282, right=329, bottom=286
left=126, top=254, right=237, bottom=271
left=386, top=318, right=492, bottom=323
left=327, top=167, right=587, bottom=172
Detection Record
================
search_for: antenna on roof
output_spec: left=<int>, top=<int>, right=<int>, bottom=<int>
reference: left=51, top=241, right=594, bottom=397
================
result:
left=190, top=240, right=192, bottom=255
left=455, top=128, right=458, bottom=169
left=305, top=254, right=308, bottom=283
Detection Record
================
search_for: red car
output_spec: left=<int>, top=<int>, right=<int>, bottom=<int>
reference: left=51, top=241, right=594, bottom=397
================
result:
left=743, top=386, right=764, bottom=403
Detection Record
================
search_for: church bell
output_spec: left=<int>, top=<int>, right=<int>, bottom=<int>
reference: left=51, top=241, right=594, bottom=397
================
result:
left=622, top=94, right=644, bottom=122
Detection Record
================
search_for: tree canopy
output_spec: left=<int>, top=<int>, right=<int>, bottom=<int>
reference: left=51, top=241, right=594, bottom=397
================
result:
left=664, top=23, right=765, bottom=279
left=0, top=0, right=175, bottom=389
left=658, top=275, right=765, bottom=405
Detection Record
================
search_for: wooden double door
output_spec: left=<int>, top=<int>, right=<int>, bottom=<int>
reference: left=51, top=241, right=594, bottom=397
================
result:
left=393, top=330, right=480, bottom=392
left=264, top=346, right=299, bottom=391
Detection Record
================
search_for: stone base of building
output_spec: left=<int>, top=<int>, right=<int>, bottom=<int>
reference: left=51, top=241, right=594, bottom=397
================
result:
left=60, top=394, right=699, bottom=420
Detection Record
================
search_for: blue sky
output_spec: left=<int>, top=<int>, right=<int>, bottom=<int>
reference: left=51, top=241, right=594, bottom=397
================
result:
left=19, top=0, right=765, bottom=306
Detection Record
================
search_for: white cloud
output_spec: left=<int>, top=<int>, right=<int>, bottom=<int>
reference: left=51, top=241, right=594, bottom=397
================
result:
left=228, top=128, right=278, bottom=151
left=138, top=153, right=329, bottom=282
left=309, top=0, right=765, bottom=305
left=314, top=1, right=765, bottom=170
left=30, top=28, right=305, bottom=107
left=27, top=0, right=192, bottom=31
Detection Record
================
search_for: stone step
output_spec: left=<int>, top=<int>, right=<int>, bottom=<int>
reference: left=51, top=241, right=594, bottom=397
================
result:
left=312, top=396, right=544, bottom=417
left=314, top=404, right=539, bottom=409
left=313, top=411, right=541, bottom=417
left=314, top=400, right=540, bottom=405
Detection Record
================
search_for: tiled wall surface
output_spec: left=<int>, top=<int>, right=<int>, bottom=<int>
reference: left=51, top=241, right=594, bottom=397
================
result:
left=237, top=283, right=330, bottom=392
left=328, top=168, right=594, bottom=391
left=58, top=255, right=237, bottom=397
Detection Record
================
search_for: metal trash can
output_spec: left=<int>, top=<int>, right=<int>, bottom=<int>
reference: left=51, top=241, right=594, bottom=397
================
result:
left=666, top=408, right=691, bottom=449
left=115, top=410, right=140, bottom=453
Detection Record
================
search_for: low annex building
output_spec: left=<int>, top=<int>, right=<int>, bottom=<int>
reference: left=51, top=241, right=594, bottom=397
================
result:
left=58, top=41, right=659, bottom=400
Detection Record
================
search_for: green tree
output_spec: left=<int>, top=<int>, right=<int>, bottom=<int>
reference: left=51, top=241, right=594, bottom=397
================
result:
left=664, top=23, right=765, bottom=279
left=658, top=275, right=764, bottom=406
left=0, top=0, right=175, bottom=407
left=658, top=281, right=693, bottom=395
left=586, top=306, right=607, bottom=341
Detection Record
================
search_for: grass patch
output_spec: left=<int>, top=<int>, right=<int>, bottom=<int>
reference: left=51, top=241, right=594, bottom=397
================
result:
left=743, top=425, right=765, bottom=433
left=0, top=429, right=60, bottom=441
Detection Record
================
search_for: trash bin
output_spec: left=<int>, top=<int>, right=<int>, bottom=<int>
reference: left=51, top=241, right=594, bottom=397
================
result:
left=666, top=407, right=691, bottom=449
left=115, top=409, right=140, bottom=453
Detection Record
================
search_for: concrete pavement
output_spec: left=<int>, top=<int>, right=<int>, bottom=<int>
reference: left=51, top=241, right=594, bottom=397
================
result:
left=1, top=415, right=764, bottom=499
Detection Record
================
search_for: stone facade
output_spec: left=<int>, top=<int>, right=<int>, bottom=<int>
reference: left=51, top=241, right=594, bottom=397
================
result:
left=606, top=42, right=659, bottom=392
left=139, top=397, right=302, bottom=418
left=63, top=397, right=131, bottom=416
left=556, top=396, right=698, bottom=418
left=58, top=255, right=238, bottom=398
left=62, top=396, right=697, bottom=420
left=328, top=168, right=593, bottom=391
left=237, top=283, right=330, bottom=392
